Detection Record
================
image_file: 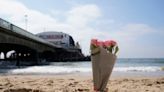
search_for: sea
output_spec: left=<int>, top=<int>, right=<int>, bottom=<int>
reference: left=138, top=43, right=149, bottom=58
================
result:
left=0, top=58, right=164, bottom=77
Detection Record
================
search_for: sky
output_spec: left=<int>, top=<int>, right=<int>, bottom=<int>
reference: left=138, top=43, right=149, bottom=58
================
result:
left=0, top=0, right=164, bottom=58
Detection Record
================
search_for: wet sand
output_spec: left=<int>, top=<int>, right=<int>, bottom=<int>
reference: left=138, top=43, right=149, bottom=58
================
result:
left=0, top=74, right=164, bottom=92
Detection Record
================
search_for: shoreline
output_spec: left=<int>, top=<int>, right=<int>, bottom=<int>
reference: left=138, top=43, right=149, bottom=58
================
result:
left=0, top=73, right=164, bottom=92
left=1, top=70, right=163, bottom=78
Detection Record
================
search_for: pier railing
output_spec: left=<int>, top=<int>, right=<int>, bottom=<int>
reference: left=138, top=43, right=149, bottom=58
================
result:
left=0, top=18, right=61, bottom=48
left=0, top=18, right=82, bottom=53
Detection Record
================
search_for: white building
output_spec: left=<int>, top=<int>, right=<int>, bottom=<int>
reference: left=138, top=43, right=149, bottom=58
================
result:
left=36, top=31, right=75, bottom=48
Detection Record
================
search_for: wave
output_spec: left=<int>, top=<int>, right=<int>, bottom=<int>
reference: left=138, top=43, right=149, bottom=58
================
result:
left=8, top=66, right=163, bottom=74
left=114, top=66, right=163, bottom=72
left=8, top=66, right=92, bottom=74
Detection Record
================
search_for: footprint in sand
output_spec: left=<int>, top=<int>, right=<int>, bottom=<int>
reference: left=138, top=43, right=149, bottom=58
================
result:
left=4, top=88, right=43, bottom=92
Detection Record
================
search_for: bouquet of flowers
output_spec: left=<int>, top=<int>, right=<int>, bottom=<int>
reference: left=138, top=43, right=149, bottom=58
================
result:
left=90, top=39, right=119, bottom=55
left=90, top=39, right=119, bottom=92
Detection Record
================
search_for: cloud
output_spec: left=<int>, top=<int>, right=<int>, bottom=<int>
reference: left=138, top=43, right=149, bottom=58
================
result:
left=0, top=0, right=27, bottom=16
left=0, top=0, right=103, bottom=55
left=0, top=0, right=163, bottom=58
left=114, top=23, right=154, bottom=42
left=66, top=4, right=101, bottom=28
left=111, top=24, right=164, bottom=58
left=89, top=23, right=164, bottom=58
left=0, top=0, right=58, bottom=32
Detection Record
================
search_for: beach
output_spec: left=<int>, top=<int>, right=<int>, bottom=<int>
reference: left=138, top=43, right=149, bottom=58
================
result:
left=0, top=74, right=164, bottom=92
left=0, top=59, right=164, bottom=92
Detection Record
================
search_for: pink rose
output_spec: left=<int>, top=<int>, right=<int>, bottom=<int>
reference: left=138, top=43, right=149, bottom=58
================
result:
left=110, top=40, right=117, bottom=46
left=104, top=40, right=117, bottom=47
left=90, top=39, right=119, bottom=55
left=97, top=41, right=104, bottom=47
left=91, top=39, right=98, bottom=46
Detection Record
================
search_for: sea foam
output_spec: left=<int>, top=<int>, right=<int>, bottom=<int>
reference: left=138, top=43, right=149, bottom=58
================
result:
left=114, top=66, right=162, bottom=72
left=8, top=65, right=163, bottom=74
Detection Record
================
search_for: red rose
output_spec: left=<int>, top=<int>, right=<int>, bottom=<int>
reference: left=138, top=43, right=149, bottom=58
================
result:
left=104, top=40, right=117, bottom=47
left=91, top=39, right=98, bottom=46
left=97, top=41, right=104, bottom=47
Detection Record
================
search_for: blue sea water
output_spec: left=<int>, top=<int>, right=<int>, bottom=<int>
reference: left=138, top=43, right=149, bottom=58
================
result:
left=0, top=58, right=164, bottom=77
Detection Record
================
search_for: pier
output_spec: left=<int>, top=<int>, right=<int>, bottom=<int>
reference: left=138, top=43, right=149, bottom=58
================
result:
left=0, top=18, right=84, bottom=65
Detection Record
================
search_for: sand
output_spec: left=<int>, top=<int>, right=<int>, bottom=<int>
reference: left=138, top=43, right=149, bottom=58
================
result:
left=0, top=74, right=164, bottom=92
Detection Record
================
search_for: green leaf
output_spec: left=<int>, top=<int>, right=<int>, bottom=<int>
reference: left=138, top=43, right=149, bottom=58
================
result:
left=90, top=44, right=97, bottom=50
left=107, top=46, right=114, bottom=53
left=114, top=46, right=119, bottom=55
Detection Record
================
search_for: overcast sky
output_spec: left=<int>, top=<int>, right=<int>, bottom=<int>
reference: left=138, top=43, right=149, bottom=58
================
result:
left=0, top=0, right=164, bottom=58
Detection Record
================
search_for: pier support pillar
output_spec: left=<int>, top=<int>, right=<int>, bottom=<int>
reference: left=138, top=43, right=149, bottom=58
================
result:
left=3, top=51, right=8, bottom=60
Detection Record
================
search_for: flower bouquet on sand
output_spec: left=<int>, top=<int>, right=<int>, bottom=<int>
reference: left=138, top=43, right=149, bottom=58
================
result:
left=90, top=39, right=119, bottom=92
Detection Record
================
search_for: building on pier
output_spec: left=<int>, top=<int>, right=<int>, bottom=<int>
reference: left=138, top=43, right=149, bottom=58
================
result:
left=36, top=31, right=81, bottom=50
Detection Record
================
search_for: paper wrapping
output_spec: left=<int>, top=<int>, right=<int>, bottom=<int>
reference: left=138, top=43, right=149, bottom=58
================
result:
left=91, top=46, right=117, bottom=91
